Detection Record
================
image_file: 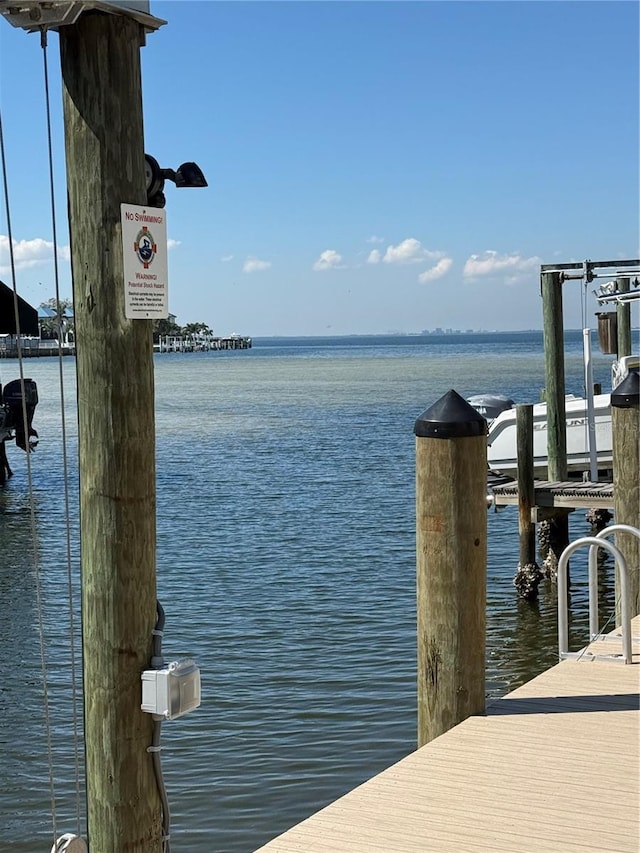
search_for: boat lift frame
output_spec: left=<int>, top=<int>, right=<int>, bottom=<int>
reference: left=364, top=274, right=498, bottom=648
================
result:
left=540, top=258, right=640, bottom=302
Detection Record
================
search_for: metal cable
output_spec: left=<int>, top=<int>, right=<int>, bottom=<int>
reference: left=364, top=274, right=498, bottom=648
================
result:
left=151, top=601, right=172, bottom=853
left=40, top=26, right=85, bottom=836
left=0, top=104, right=58, bottom=845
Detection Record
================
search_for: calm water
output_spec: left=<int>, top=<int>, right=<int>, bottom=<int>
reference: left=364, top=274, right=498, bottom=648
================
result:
left=0, top=332, right=621, bottom=851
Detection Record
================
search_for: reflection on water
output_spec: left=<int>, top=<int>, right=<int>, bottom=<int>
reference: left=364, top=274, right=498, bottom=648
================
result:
left=0, top=334, right=619, bottom=852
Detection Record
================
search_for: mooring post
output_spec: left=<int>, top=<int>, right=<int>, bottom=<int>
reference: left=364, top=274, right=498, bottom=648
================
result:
left=541, top=270, right=567, bottom=481
left=615, top=276, right=632, bottom=359
left=541, top=269, right=569, bottom=572
left=60, top=11, right=161, bottom=851
left=611, top=370, right=640, bottom=622
left=513, top=404, right=541, bottom=599
left=414, top=390, right=487, bottom=748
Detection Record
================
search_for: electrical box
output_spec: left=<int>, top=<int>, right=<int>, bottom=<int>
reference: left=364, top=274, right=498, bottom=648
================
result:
left=107, top=1, right=151, bottom=13
left=141, top=660, right=201, bottom=720
left=0, top=1, right=165, bottom=33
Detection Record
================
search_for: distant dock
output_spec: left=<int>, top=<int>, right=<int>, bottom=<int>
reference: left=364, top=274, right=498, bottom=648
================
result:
left=0, top=338, right=75, bottom=358
left=0, top=335, right=252, bottom=357
left=255, top=615, right=640, bottom=853
left=154, top=334, right=252, bottom=353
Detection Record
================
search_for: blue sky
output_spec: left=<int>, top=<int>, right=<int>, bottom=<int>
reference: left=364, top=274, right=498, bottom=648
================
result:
left=1, top=1, right=638, bottom=336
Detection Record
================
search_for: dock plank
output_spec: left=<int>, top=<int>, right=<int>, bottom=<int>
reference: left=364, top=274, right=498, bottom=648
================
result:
left=491, top=479, right=614, bottom=509
left=254, top=617, right=640, bottom=853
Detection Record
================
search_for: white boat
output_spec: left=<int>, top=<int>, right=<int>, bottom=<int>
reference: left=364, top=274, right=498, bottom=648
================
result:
left=484, top=392, right=613, bottom=478
left=469, top=356, right=639, bottom=479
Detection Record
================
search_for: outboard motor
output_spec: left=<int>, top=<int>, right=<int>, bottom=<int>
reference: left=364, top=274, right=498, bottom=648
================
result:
left=466, top=394, right=514, bottom=423
left=0, top=382, right=6, bottom=439
left=2, top=378, right=39, bottom=451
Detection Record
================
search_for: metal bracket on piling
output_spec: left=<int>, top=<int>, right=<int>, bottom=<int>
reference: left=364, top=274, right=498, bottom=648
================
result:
left=0, top=0, right=165, bottom=33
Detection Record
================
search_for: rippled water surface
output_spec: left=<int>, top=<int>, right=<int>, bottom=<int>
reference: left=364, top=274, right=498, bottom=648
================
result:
left=0, top=332, right=621, bottom=851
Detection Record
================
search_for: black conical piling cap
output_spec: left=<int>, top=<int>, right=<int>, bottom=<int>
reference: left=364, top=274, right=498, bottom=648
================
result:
left=611, top=368, right=640, bottom=408
left=414, top=389, right=488, bottom=439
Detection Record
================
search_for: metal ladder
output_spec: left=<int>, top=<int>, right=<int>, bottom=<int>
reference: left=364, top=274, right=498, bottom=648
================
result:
left=558, top=524, right=640, bottom=664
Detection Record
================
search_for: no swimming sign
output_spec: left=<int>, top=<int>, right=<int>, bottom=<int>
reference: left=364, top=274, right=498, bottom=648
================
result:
left=121, top=203, right=168, bottom=319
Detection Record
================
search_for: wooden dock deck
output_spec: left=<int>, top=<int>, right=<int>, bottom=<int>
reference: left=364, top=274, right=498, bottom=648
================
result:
left=255, top=616, right=640, bottom=853
left=491, top=478, right=614, bottom=510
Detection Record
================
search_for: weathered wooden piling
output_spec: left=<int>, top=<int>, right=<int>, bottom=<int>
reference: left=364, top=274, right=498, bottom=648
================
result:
left=615, top=276, right=632, bottom=358
left=611, top=369, right=640, bottom=622
left=414, top=390, right=487, bottom=747
left=60, top=11, right=161, bottom=851
left=513, top=404, right=541, bottom=599
left=541, top=271, right=567, bottom=481
left=541, top=269, right=569, bottom=575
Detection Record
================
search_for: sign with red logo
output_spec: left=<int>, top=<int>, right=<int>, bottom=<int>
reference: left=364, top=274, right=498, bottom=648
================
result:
left=121, top=203, right=168, bottom=319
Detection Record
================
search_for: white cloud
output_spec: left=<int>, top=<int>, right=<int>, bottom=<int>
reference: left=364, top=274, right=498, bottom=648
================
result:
left=221, top=254, right=234, bottom=262
left=243, top=256, right=271, bottom=273
left=369, top=238, right=449, bottom=272
left=366, top=235, right=385, bottom=244
left=463, top=250, right=541, bottom=278
left=313, top=249, right=343, bottom=271
left=0, top=235, right=70, bottom=273
left=382, top=238, right=443, bottom=265
left=167, top=239, right=181, bottom=250
left=418, top=257, right=453, bottom=283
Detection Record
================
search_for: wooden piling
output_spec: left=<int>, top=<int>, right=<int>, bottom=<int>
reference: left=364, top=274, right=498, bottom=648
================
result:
left=541, top=269, right=569, bottom=567
left=60, top=12, right=161, bottom=851
left=513, top=405, right=541, bottom=599
left=414, top=390, right=487, bottom=748
left=611, top=370, right=640, bottom=622
left=616, top=276, right=632, bottom=358
left=541, top=270, right=567, bottom=481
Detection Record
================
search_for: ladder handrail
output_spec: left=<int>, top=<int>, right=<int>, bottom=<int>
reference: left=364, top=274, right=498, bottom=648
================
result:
left=588, top=524, right=640, bottom=640
left=558, top=536, right=632, bottom=664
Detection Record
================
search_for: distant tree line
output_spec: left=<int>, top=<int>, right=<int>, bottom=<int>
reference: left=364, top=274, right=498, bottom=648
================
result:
left=152, top=318, right=213, bottom=342
left=39, top=300, right=212, bottom=343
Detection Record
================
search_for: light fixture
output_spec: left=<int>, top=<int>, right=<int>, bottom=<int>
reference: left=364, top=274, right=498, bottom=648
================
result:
left=144, top=154, right=208, bottom=208
left=611, top=368, right=640, bottom=409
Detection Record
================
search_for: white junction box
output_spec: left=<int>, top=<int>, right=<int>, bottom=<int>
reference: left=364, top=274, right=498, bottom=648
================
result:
left=141, top=659, right=201, bottom=720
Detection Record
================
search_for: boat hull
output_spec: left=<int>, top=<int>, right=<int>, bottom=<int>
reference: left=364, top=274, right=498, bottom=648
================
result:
left=486, top=394, right=612, bottom=478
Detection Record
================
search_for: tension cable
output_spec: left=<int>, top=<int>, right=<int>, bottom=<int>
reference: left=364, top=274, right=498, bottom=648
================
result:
left=41, top=24, right=85, bottom=838
left=0, top=102, right=58, bottom=844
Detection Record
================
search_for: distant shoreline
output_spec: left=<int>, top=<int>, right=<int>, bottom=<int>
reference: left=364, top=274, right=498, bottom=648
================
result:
left=252, top=328, right=639, bottom=340
left=253, top=330, right=542, bottom=339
